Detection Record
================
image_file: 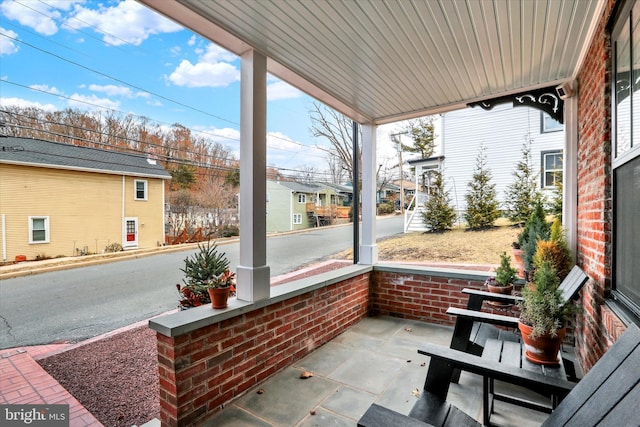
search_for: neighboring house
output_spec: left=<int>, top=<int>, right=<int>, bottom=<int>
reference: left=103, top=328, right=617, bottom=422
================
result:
left=404, top=105, right=564, bottom=231
left=266, top=180, right=351, bottom=233
left=0, top=136, right=171, bottom=261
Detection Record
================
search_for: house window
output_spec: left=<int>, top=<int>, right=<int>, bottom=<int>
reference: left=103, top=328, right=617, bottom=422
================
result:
left=29, top=216, right=49, bottom=244
left=541, top=151, right=563, bottom=188
left=297, top=194, right=306, bottom=203
left=135, top=180, right=147, bottom=200
left=293, top=213, right=302, bottom=224
left=541, top=112, right=563, bottom=133
left=612, top=0, right=640, bottom=315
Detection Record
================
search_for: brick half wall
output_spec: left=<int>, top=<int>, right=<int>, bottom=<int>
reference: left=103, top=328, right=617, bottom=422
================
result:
left=153, top=270, right=370, bottom=427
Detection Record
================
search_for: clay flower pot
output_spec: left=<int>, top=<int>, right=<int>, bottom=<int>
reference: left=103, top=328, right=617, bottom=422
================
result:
left=486, top=283, right=514, bottom=306
left=512, top=248, right=525, bottom=278
left=207, top=287, right=230, bottom=309
left=518, top=321, right=566, bottom=365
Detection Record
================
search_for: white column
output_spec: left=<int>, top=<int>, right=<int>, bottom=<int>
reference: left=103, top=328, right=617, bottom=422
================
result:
left=237, top=49, right=270, bottom=302
left=359, top=123, right=378, bottom=265
left=563, top=94, right=578, bottom=263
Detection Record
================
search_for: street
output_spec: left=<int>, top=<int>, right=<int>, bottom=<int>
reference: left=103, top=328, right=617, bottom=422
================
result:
left=0, top=215, right=403, bottom=348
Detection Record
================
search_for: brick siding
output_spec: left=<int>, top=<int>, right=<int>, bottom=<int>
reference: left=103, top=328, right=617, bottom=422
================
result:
left=575, top=0, right=623, bottom=372
left=370, top=270, right=487, bottom=325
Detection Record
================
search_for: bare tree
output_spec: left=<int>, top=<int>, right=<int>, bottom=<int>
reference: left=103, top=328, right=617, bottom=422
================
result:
left=310, top=102, right=361, bottom=186
left=326, top=153, right=346, bottom=184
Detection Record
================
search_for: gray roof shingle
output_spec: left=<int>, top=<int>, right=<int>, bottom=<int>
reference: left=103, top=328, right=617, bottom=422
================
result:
left=0, top=136, right=171, bottom=179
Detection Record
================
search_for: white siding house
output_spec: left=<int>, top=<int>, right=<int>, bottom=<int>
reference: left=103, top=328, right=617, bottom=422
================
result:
left=404, top=104, right=564, bottom=232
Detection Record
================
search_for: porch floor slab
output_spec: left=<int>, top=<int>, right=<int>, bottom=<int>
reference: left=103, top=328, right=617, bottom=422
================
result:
left=203, top=316, right=552, bottom=426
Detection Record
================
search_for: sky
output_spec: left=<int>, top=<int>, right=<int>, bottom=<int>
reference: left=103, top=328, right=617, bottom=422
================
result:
left=0, top=0, right=405, bottom=180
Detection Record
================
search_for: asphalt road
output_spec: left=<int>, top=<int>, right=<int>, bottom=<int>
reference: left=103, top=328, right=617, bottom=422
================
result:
left=0, top=215, right=403, bottom=349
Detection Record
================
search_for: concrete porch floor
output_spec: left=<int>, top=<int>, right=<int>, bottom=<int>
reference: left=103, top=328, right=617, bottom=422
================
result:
left=204, top=316, right=552, bottom=426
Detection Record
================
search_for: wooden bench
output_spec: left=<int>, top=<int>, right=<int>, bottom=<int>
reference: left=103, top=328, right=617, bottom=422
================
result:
left=447, top=265, right=588, bottom=383
left=358, top=323, right=639, bottom=427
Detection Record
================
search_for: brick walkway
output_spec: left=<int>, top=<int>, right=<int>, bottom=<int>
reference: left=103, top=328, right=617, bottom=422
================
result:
left=0, top=345, right=103, bottom=426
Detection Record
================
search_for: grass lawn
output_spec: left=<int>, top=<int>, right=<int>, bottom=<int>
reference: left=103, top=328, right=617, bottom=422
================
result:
left=334, top=218, right=522, bottom=267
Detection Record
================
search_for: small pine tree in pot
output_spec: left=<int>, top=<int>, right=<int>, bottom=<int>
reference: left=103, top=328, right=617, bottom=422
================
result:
left=485, top=252, right=518, bottom=305
left=176, top=240, right=235, bottom=309
left=518, top=261, right=569, bottom=365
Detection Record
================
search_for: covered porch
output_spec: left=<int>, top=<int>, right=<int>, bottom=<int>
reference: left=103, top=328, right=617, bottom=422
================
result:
left=200, top=314, right=550, bottom=427
left=138, top=0, right=634, bottom=426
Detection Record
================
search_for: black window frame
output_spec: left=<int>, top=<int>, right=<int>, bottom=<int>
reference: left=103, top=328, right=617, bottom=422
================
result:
left=611, top=0, right=640, bottom=319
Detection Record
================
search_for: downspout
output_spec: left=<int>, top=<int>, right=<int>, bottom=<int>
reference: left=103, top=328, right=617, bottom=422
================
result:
left=290, top=190, right=294, bottom=231
left=122, top=175, right=125, bottom=244
left=161, top=179, right=166, bottom=246
left=2, top=214, right=6, bottom=262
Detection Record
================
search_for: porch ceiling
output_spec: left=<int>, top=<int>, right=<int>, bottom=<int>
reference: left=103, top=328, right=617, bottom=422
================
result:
left=138, top=0, right=605, bottom=125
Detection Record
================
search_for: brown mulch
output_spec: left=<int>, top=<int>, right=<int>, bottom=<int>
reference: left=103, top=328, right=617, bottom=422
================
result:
left=38, top=325, right=158, bottom=427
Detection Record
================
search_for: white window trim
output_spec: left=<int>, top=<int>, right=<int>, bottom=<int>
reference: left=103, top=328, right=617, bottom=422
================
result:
left=297, top=193, right=306, bottom=204
left=134, top=179, right=148, bottom=200
left=293, top=213, right=302, bottom=224
left=29, top=216, right=50, bottom=244
left=541, top=150, right=563, bottom=188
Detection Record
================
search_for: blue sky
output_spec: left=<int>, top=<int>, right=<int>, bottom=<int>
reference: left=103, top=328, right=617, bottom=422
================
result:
left=0, top=0, right=405, bottom=177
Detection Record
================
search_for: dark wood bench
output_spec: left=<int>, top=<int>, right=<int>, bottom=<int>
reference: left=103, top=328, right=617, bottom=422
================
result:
left=447, top=265, right=589, bottom=382
left=358, top=323, right=639, bottom=427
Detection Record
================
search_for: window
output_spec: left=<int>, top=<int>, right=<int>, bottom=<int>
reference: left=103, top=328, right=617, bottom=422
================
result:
left=541, top=151, right=563, bottom=188
left=293, top=213, right=302, bottom=224
left=29, top=216, right=49, bottom=243
left=612, top=0, right=640, bottom=315
left=297, top=194, right=306, bottom=203
left=135, top=180, right=147, bottom=200
left=541, top=112, right=563, bottom=133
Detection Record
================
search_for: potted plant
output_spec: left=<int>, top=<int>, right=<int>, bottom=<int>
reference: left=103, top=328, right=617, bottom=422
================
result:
left=532, top=218, right=572, bottom=282
left=517, top=260, right=568, bottom=365
left=485, top=252, right=518, bottom=305
left=519, top=202, right=551, bottom=280
left=177, top=240, right=235, bottom=309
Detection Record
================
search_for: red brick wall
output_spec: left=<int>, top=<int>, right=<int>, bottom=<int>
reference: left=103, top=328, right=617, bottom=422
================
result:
left=156, top=273, right=369, bottom=427
left=575, top=0, right=620, bottom=371
left=370, top=269, right=488, bottom=325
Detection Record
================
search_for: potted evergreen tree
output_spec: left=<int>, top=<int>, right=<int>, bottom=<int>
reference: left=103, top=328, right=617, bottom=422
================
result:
left=177, top=240, right=235, bottom=309
left=518, top=261, right=568, bottom=365
left=485, top=252, right=518, bottom=305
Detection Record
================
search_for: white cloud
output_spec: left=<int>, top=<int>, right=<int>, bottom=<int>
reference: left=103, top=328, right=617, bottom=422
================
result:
left=168, top=59, right=239, bottom=88
left=67, top=0, right=182, bottom=46
left=188, top=35, right=196, bottom=46
left=89, top=84, right=133, bottom=97
left=201, top=43, right=237, bottom=63
left=0, top=97, right=57, bottom=111
left=0, top=27, right=19, bottom=55
left=68, top=93, right=120, bottom=111
left=0, top=0, right=63, bottom=35
left=267, top=81, right=302, bottom=101
left=30, top=84, right=64, bottom=95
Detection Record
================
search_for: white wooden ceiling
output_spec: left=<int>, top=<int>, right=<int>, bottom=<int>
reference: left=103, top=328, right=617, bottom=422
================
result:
left=138, top=0, right=605, bottom=124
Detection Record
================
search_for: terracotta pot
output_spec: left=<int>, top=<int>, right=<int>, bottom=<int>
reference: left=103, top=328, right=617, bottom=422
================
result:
left=512, top=248, right=525, bottom=278
left=486, top=283, right=513, bottom=306
left=207, top=287, right=230, bottom=309
left=518, top=321, right=566, bottom=365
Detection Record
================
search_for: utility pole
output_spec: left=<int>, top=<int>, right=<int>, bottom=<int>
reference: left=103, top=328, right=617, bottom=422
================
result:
left=390, top=131, right=409, bottom=214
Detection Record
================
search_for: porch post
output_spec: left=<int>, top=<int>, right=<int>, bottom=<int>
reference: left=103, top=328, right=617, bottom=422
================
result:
left=237, top=49, right=270, bottom=302
left=359, top=123, right=378, bottom=265
left=564, top=93, right=578, bottom=262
